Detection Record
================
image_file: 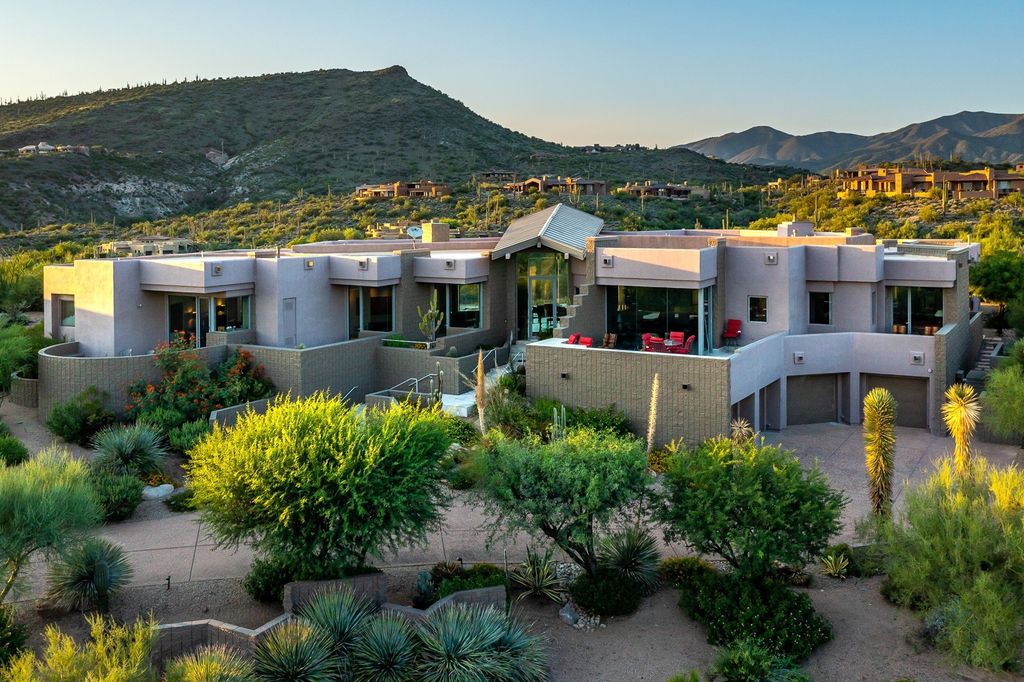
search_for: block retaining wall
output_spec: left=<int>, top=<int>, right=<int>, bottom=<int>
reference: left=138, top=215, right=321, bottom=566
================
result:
left=8, top=372, right=38, bottom=408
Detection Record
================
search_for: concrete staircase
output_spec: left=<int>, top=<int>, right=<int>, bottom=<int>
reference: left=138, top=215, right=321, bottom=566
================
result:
left=974, top=336, right=1001, bottom=372
left=553, top=284, right=593, bottom=338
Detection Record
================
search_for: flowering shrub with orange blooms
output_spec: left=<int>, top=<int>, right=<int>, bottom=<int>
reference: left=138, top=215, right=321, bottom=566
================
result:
left=126, top=333, right=272, bottom=431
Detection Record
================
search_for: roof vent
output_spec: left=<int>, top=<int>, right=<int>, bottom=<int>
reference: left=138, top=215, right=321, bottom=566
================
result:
left=601, top=255, right=614, bottom=268
left=444, top=259, right=456, bottom=270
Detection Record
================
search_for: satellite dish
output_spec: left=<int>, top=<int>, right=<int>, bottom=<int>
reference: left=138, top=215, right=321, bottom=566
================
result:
left=406, top=226, right=423, bottom=239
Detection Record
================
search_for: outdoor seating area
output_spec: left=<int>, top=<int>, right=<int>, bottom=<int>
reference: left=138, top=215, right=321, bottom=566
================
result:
left=643, top=332, right=696, bottom=354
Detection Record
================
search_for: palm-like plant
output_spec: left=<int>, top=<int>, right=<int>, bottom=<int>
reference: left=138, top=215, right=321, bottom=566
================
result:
left=91, top=424, right=168, bottom=477
left=730, top=418, right=754, bottom=443
left=942, top=383, right=981, bottom=478
left=597, top=528, right=661, bottom=595
left=253, top=621, right=335, bottom=682
left=46, top=538, right=134, bottom=612
left=863, top=387, right=897, bottom=517
left=349, top=615, right=418, bottom=682
left=416, top=604, right=547, bottom=682
left=297, top=588, right=376, bottom=673
left=510, top=546, right=563, bottom=603
left=164, top=645, right=255, bottom=682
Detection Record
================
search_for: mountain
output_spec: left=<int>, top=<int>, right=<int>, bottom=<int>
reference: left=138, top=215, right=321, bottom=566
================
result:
left=0, top=67, right=788, bottom=230
left=682, top=111, right=1024, bottom=172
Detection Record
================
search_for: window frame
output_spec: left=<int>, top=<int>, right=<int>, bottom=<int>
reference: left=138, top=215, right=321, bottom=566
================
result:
left=808, top=291, right=832, bottom=326
left=59, top=297, right=76, bottom=327
left=747, top=295, right=768, bottom=324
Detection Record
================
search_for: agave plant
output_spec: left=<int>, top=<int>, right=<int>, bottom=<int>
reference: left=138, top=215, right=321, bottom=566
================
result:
left=416, top=604, right=547, bottom=682
left=297, top=588, right=376, bottom=672
left=253, top=621, right=335, bottom=682
left=863, top=387, right=897, bottom=517
left=942, top=383, right=981, bottom=478
left=46, top=538, right=134, bottom=612
left=349, top=614, right=418, bottom=682
left=510, top=546, right=563, bottom=603
left=821, top=553, right=849, bottom=580
left=164, top=645, right=255, bottom=682
left=730, top=418, right=755, bottom=443
left=597, top=528, right=661, bottom=595
left=91, top=424, right=168, bottom=477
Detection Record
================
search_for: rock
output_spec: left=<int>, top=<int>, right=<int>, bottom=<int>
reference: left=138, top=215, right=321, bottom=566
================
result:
left=558, top=603, right=580, bottom=626
left=142, top=484, right=175, bottom=500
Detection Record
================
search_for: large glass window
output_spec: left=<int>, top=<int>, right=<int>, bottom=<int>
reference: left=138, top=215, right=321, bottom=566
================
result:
left=59, top=298, right=75, bottom=327
left=748, top=296, right=768, bottom=323
left=809, top=291, right=832, bottom=325
left=436, top=283, right=481, bottom=329
left=364, top=286, right=394, bottom=332
left=168, top=295, right=197, bottom=341
left=214, top=295, right=250, bottom=331
left=890, top=287, right=943, bottom=335
left=516, top=252, right=571, bottom=339
left=606, top=286, right=700, bottom=346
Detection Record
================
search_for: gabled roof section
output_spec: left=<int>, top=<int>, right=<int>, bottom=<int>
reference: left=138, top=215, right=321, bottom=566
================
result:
left=490, top=203, right=605, bottom=260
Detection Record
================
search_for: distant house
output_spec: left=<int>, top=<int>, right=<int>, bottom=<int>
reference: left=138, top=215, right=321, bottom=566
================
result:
left=96, top=236, right=194, bottom=258
left=837, top=166, right=1024, bottom=199
left=36, top=142, right=55, bottom=154
left=17, top=144, right=37, bottom=155
left=505, top=175, right=607, bottom=196
left=480, top=170, right=519, bottom=183
left=617, top=180, right=709, bottom=201
left=354, top=180, right=452, bottom=199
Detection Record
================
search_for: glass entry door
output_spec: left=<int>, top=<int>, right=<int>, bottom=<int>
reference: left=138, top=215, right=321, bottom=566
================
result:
left=528, top=275, right=557, bottom=337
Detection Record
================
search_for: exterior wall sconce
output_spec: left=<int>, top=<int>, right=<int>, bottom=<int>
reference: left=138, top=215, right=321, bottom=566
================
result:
left=681, top=384, right=691, bottom=390
left=560, top=372, right=570, bottom=379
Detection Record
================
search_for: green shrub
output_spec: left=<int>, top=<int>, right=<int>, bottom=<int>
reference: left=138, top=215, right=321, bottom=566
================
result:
left=0, top=436, right=29, bottom=467
left=438, top=414, right=478, bottom=446
left=569, top=404, right=633, bottom=437
left=3, top=615, right=155, bottom=680
left=0, top=421, right=10, bottom=438
left=45, top=387, right=114, bottom=445
left=242, top=556, right=294, bottom=603
left=436, top=568, right=505, bottom=600
left=89, top=471, right=143, bottom=522
left=45, top=538, right=133, bottom=612
left=189, top=396, right=451, bottom=582
left=712, top=638, right=809, bottom=682
left=136, top=406, right=188, bottom=434
left=665, top=674, right=700, bottom=682
left=824, top=542, right=884, bottom=578
left=658, top=556, right=717, bottom=588
left=598, top=528, right=660, bottom=595
left=0, top=604, right=27, bottom=669
left=882, top=457, right=1024, bottom=669
left=167, top=419, right=212, bottom=454
left=569, top=570, right=644, bottom=617
left=349, top=615, right=418, bottom=682
left=91, top=424, right=168, bottom=477
left=416, top=604, right=547, bottom=682
left=442, top=444, right=485, bottom=490
left=511, top=546, right=564, bottom=603
left=679, top=571, right=832, bottom=661
left=164, top=488, right=197, bottom=513
left=658, top=436, right=844, bottom=582
left=253, top=620, right=335, bottom=682
left=164, top=645, right=255, bottom=682
left=484, top=386, right=535, bottom=439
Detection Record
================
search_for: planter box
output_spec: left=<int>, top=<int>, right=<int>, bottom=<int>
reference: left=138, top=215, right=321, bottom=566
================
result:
left=9, top=372, right=38, bottom=408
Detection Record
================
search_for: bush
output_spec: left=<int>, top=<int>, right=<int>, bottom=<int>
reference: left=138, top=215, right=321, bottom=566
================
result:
left=511, top=546, right=564, bottom=603
left=598, top=528, right=660, bottom=595
left=569, top=404, right=633, bottom=437
left=190, top=395, right=452, bottom=585
left=484, top=386, right=535, bottom=439
left=136, top=406, right=188, bottom=434
left=882, top=457, right=1024, bottom=669
left=164, top=645, right=255, bottom=682
left=253, top=620, right=335, bottom=682
left=164, top=488, right=197, bottom=513
left=0, top=436, right=29, bottom=467
left=242, top=556, right=294, bottom=603
left=46, top=538, right=133, bottom=612
left=480, top=428, right=649, bottom=577
left=45, top=386, right=114, bottom=445
left=0, top=604, right=27, bottom=669
left=679, top=571, right=832, bottom=661
left=436, top=567, right=505, bottom=600
left=570, top=570, right=644, bottom=617
left=4, top=615, right=155, bottom=680
left=658, top=437, right=844, bottom=582
left=349, top=615, right=418, bottom=682
left=442, top=444, right=484, bottom=491
left=658, top=556, right=717, bottom=588
left=438, top=414, right=478, bottom=446
left=89, top=471, right=143, bottom=522
left=0, top=421, right=9, bottom=438
left=91, top=424, right=168, bottom=477
left=712, top=638, right=809, bottom=682
left=167, top=419, right=212, bottom=454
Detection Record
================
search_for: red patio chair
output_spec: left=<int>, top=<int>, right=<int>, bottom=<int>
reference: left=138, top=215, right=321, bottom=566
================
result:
left=723, top=319, right=742, bottom=346
left=669, top=331, right=685, bottom=344
left=649, top=337, right=666, bottom=353
left=680, top=334, right=696, bottom=354
left=566, top=333, right=581, bottom=345
left=642, top=333, right=653, bottom=351
left=579, top=336, right=594, bottom=348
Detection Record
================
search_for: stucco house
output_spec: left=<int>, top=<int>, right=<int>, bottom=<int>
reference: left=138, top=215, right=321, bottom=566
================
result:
left=40, top=204, right=982, bottom=445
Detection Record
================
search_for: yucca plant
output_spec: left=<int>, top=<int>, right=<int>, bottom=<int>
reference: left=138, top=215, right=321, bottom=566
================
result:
left=349, top=614, right=418, bottom=682
left=730, top=418, right=754, bottom=443
left=942, top=383, right=981, bottom=478
left=297, top=588, right=376, bottom=673
left=597, top=528, right=661, bottom=594
left=821, top=553, right=849, bottom=580
left=510, top=546, right=563, bottom=603
left=490, top=611, right=548, bottom=682
left=863, top=387, right=897, bottom=517
left=253, top=621, right=335, bottom=682
left=46, top=538, right=133, bottom=612
left=91, top=424, right=168, bottom=477
left=164, top=644, right=255, bottom=682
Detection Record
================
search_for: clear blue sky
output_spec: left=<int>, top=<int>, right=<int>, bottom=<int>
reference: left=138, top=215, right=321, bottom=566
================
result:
left=2, top=0, right=1022, bottom=146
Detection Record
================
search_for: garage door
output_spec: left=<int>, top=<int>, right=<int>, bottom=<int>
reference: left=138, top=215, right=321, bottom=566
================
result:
left=787, top=374, right=839, bottom=425
left=862, top=375, right=928, bottom=429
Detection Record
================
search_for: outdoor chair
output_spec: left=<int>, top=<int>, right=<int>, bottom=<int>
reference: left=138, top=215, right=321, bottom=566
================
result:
left=566, top=333, right=581, bottom=344
left=579, top=336, right=594, bottom=347
left=723, top=319, right=742, bottom=346
left=669, top=331, right=685, bottom=345
left=602, top=333, right=617, bottom=348
left=672, top=334, right=696, bottom=354
left=649, top=337, right=666, bottom=353
left=642, top=333, right=653, bottom=351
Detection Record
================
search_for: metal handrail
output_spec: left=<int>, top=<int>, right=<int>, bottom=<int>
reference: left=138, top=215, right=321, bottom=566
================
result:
left=342, top=385, right=358, bottom=402
left=385, top=373, right=438, bottom=394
